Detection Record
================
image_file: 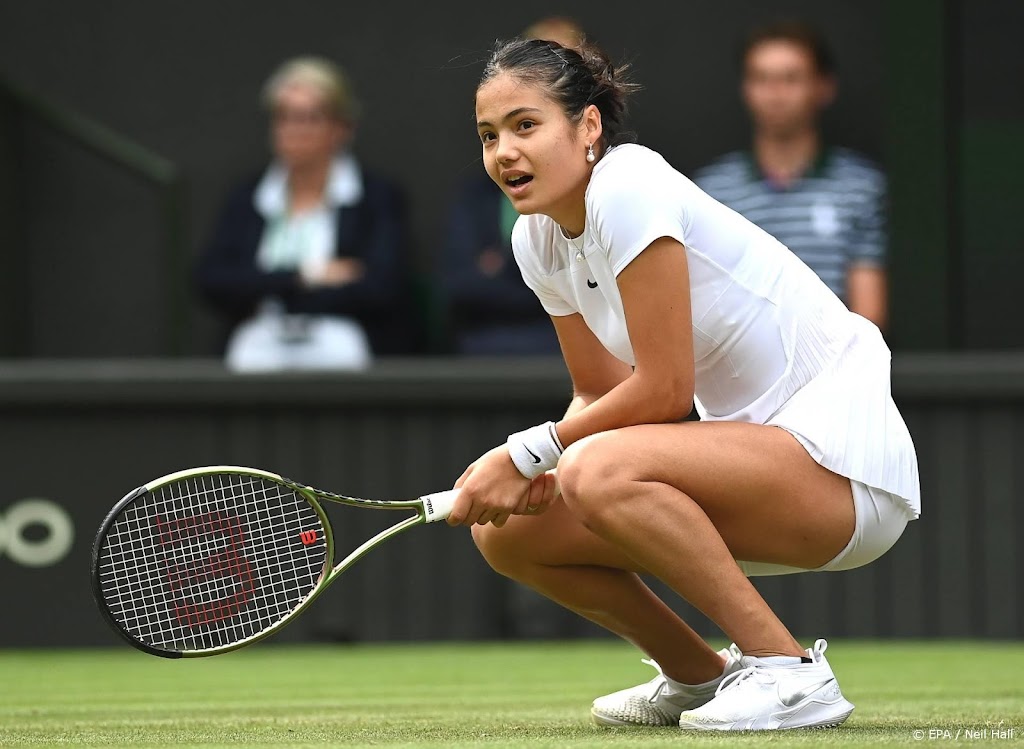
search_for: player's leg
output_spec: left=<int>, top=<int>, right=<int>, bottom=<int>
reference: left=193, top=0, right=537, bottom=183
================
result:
left=553, top=420, right=855, bottom=657
left=473, top=419, right=863, bottom=728
left=553, top=420, right=859, bottom=730
left=475, top=421, right=854, bottom=666
left=472, top=496, right=728, bottom=682
left=472, top=503, right=743, bottom=727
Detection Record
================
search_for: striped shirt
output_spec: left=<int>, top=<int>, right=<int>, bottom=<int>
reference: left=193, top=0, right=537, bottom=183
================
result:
left=692, top=148, right=887, bottom=303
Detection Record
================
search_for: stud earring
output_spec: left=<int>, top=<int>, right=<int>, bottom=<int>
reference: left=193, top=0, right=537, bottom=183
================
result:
left=586, top=143, right=596, bottom=163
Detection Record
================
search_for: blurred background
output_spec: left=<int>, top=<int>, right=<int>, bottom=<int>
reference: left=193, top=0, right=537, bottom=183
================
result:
left=0, top=0, right=1021, bottom=649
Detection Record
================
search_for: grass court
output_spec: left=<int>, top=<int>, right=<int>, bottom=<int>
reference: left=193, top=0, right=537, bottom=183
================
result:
left=2, top=640, right=1021, bottom=748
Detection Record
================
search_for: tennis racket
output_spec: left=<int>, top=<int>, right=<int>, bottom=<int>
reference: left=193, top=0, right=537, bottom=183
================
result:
left=92, top=465, right=458, bottom=658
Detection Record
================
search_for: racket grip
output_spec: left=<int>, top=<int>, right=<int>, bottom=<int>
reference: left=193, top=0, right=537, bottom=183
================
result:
left=420, top=489, right=459, bottom=523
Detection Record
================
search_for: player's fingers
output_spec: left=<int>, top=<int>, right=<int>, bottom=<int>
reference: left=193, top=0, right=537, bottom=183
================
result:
left=525, top=477, right=546, bottom=513
left=521, top=472, right=556, bottom=515
left=516, top=478, right=541, bottom=515
left=537, top=471, right=560, bottom=512
left=473, top=508, right=497, bottom=527
left=460, top=494, right=491, bottom=527
left=446, top=490, right=474, bottom=526
left=490, top=511, right=512, bottom=528
left=453, top=465, right=474, bottom=490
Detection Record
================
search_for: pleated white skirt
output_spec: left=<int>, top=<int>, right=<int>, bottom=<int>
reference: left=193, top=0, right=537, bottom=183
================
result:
left=764, top=319, right=921, bottom=518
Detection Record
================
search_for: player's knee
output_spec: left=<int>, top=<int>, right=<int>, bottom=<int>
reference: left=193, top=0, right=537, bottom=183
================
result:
left=558, top=433, right=631, bottom=529
left=471, top=522, right=531, bottom=579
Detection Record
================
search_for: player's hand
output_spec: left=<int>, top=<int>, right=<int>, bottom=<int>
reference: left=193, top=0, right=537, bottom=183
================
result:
left=523, top=470, right=560, bottom=517
left=449, top=445, right=529, bottom=528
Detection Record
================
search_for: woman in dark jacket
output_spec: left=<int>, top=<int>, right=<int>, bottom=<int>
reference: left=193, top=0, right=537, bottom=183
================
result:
left=196, top=56, right=413, bottom=369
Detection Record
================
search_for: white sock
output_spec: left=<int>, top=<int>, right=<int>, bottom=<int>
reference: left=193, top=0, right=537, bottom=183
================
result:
left=753, top=655, right=805, bottom=666
left=664, top=670, right=727, bottom=695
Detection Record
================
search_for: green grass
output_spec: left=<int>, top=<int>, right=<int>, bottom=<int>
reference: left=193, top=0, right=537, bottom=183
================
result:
left=0, top=640, right=1021, bottom=748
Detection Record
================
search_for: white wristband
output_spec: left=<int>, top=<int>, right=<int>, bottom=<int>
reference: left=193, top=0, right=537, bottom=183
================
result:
left=507, top=421, right=564, bottom=479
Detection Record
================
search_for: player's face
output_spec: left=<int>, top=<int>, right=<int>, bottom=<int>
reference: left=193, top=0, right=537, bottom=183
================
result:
left=270, top=84, right=350, bottom=170
left=475, top=73, right=590, bottom=221
left=742, top=41, right=834, bottom=138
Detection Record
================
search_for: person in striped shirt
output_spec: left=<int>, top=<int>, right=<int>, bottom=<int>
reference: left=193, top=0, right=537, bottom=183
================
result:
left=693, top=21, right=888, bottom=331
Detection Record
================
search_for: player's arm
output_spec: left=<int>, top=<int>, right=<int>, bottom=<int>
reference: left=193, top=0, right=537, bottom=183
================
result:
left=553, top=236, right=694, bottom=448
left=551, top=312, right=633, bottom=420
left=847, top=264, right=887, bottom=332
left=505, top=313, right=630, bottom=514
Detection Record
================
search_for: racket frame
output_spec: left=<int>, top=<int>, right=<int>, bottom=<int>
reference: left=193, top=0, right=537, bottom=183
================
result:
left=92, top=465, right=454, bottom=658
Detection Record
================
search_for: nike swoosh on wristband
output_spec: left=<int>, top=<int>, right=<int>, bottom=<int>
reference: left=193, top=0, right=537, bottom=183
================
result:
left=778, top=677, right=836, bottom=707
left=587, top=279, right=598, bottom=288
left=524, top=445, right=541, bottom=464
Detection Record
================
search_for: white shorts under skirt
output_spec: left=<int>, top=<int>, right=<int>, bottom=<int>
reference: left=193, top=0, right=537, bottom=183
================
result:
left=736, top=480, right=914, bottom=577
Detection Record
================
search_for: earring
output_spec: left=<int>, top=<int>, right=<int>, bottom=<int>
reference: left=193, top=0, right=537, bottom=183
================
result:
left=586, top=143, right=595, bottom=163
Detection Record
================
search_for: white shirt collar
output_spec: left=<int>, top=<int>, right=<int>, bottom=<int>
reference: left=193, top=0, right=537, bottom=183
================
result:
left=254, top=153, right=364, bottom=218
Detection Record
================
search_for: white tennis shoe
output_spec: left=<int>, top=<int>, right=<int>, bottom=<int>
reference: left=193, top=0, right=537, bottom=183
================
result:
left=677, top=639, right=855, bottom=731
left=591, top=644, right=744, bottom=727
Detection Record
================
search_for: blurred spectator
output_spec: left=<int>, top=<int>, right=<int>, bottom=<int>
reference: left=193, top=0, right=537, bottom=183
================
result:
left=522, top=15, right=585, bottom=50
left=438, top=172, right=561, bottom=355
left=195, top=56, right=414, bottom=371
left=693, top=21, right=889, bottom=331
left=437, top=16, right=585, bottom=356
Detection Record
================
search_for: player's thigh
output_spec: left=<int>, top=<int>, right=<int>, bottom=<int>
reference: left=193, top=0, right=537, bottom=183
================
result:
left=471, top=494, right=644, bottom=576
left=559, top=421, right=855, bottom=570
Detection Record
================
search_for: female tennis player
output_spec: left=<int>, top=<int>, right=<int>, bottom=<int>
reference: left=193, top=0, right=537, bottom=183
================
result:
left=447, top=37, right=921, bottom=732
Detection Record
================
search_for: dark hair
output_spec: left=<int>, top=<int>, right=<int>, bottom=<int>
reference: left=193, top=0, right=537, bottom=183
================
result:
left=477, top=37, right=641, bottom=150
left=740, top=20, right=836, bottom=77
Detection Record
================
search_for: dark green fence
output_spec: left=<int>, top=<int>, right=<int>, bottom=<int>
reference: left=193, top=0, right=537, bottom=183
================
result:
left=0, top=354, right=1020, bottom=647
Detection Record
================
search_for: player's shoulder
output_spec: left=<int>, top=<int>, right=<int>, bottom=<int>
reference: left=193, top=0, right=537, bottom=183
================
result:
left=588, top=143, right=682, bottom=202
left=595, top=143, right=675, bottom=176
left=511, top=213, right=561, bottom=274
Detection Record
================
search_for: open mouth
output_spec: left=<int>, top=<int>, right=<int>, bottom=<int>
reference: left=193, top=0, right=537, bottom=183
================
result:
left=504, top=174, right=534, bottom=194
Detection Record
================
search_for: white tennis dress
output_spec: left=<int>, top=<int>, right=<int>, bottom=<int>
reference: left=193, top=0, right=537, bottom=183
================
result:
left=512, top=144, right=920, bottom=517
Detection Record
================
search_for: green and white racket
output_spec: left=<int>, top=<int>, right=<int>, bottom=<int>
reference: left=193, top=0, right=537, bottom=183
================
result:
left=91, top=466, right=457, bottom=658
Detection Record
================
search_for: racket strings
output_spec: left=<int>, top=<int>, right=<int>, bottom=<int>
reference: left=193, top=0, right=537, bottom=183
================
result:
left=97, top=473, right=327, bottom=653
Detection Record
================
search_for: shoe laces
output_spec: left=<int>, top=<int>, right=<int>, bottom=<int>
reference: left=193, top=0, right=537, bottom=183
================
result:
left=716, top=639, right=829, bottom=696
left=638, top=659, right=669, bottom=702
left=639, top=644, right=744, bottom=701
left=715, top=663, right=777, bottom=696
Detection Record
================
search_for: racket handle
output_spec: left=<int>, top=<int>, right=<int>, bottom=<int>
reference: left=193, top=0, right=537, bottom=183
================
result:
left=420, top=489, right=460, bottom=523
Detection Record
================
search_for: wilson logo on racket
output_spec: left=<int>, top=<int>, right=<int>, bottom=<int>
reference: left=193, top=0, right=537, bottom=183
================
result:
left=299, top=529, right=318, bottom=545
left=155, top=511, right=255, bottom=629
